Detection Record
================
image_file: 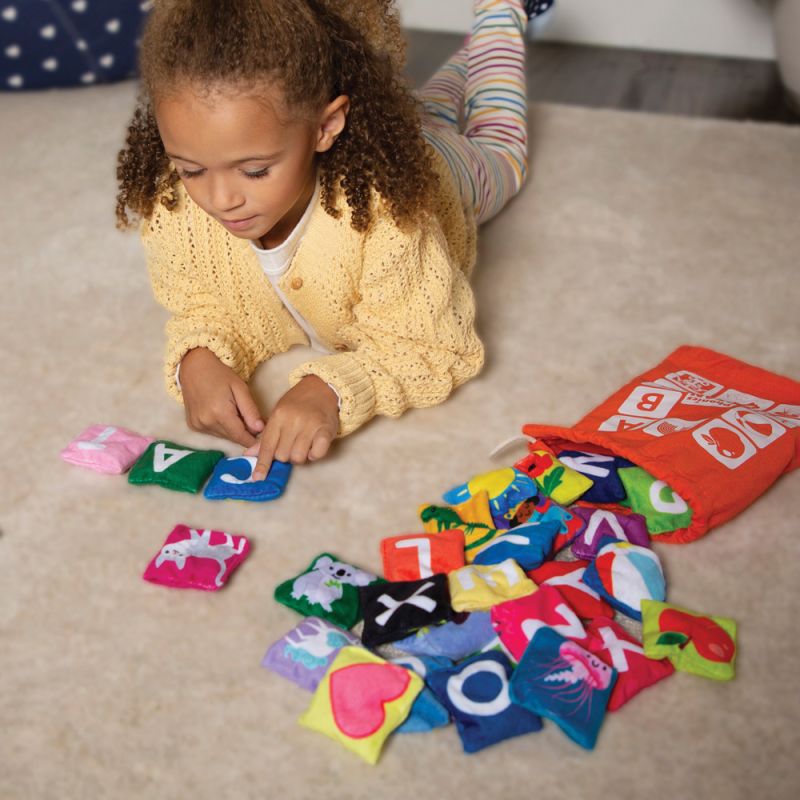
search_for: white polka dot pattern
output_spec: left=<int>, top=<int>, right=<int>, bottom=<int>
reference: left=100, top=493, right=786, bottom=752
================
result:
left=1, top=1, right=150, bottom=91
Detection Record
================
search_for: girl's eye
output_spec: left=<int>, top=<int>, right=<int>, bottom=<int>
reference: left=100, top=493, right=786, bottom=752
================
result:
left=243, top=167, right=270, bottom=179
left=178, top=168, right=205, bottom=179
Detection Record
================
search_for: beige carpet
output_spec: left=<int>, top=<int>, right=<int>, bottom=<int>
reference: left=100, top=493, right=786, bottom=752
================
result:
left=2, top=81, right=799, bottom=800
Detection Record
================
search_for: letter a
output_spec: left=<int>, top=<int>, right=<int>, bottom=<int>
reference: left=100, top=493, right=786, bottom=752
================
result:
left=153, top=442, right=192, bottom=473
left=582, top=510, right=626, bottom=546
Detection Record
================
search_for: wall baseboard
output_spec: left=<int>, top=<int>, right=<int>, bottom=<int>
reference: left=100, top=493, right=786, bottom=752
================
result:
left=397, top=0, right=776, bottom=61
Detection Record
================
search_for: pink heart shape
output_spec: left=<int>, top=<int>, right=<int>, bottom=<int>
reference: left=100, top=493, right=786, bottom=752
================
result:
left=329, top=662, right=411, bottom=739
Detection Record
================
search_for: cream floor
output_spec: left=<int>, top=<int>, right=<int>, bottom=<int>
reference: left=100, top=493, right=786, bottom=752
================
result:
left=2, top=82, right=799, bottom=799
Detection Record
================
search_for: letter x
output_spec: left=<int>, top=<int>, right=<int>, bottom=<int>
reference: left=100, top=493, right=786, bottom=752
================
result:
left=597, top=625, right=643, bottom=672
left=375, top=581, right=437, bottom=626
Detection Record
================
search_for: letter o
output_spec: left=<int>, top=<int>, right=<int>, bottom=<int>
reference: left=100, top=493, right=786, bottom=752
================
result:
left=446, top=660, right=511, bottom=717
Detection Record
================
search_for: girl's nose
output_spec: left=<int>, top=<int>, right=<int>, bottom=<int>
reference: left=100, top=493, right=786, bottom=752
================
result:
left=208, top=174, right=245, bottom=214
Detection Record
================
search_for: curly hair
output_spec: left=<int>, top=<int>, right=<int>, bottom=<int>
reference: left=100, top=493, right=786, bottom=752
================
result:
left=115, top=0, right=438, bottom=233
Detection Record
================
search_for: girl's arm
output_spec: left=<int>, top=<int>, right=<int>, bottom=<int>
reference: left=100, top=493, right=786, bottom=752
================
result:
left=140, top=200, right=271, bottom=446
left=141, top=209, right=268, bottom=399
left=287, top=215, right=485, bottom=436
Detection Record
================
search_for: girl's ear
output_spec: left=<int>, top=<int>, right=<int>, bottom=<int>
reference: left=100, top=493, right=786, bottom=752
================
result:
left=316, top=95, right=350, bottom=153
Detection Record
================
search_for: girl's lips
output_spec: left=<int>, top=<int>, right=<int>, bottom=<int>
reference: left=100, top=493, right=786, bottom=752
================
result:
left=220, top=215, right=257, bottom=231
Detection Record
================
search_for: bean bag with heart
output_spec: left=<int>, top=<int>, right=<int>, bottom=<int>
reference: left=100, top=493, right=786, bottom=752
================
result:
left=298, top=646, right=423, bottom=764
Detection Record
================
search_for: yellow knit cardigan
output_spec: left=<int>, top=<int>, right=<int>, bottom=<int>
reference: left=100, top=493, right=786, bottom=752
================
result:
left=140, top=152, right=484, bottom=436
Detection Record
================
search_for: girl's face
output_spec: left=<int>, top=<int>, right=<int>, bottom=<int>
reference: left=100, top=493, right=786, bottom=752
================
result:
left=155, top=83, right=348, bottom=248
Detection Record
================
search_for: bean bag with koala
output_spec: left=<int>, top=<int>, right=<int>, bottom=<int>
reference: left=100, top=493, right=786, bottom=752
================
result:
left=274, top=553, right=380, bottom=628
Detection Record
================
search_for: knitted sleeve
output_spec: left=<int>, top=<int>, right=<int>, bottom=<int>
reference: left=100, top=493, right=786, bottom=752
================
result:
left=139, top=198, right=270, bottom=402
left=288, top=215, right=485, bottom=435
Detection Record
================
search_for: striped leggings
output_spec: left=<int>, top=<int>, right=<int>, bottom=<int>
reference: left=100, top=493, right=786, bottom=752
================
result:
left=419, top=0, right=528, bottom=225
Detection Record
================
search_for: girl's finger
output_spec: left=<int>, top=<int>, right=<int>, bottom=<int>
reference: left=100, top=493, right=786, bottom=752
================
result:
left=252, top=421, right=280, bottom=481
left=272, top=430, right=295, bottom=465
left=221, top=415, right=258, bottom=448
left=243, top=440, right=261, bottom=457
left=290, top=430, right=317, bottom=465
left=231, top=382, right=265, bottom=435
left=308, top=430, right=334, bottom=461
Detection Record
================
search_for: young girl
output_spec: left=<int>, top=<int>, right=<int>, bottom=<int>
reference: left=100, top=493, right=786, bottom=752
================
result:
left=116, top=0, right=548, bottom=479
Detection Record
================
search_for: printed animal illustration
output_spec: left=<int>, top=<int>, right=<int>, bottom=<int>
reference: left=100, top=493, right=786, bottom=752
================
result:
left=544, top=641, right=614, bottom=689
left=420, top=505, right=464, bottom=531
left=291, top=555, right=376, bottom=612
left=420, top=505, right=492, bottom=536
left=535, top=640, right=614, bottom=719
left=155, top=528, right=245, bottom=587
left=284, top=618, right=351, bottom=670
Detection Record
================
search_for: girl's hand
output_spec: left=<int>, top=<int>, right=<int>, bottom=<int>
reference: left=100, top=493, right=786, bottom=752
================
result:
left=246, top=375, right=339, bottom=477
left=179, top=347, right=265, bottom=447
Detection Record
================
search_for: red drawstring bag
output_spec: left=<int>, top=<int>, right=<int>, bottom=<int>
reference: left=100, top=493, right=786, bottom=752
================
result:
left=522, top=346, right=800, bottom=544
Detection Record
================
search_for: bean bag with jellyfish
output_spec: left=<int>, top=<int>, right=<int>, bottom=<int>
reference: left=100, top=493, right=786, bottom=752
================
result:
left=509, top=626, right=617, bottom=750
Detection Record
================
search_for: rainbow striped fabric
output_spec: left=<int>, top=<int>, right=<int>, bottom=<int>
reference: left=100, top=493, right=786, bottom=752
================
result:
left=419, top=0, right=530, bottom=223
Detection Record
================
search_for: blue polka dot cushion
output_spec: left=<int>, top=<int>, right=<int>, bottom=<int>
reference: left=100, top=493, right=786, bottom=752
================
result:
left=1, top=1, right=150, bottom=91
